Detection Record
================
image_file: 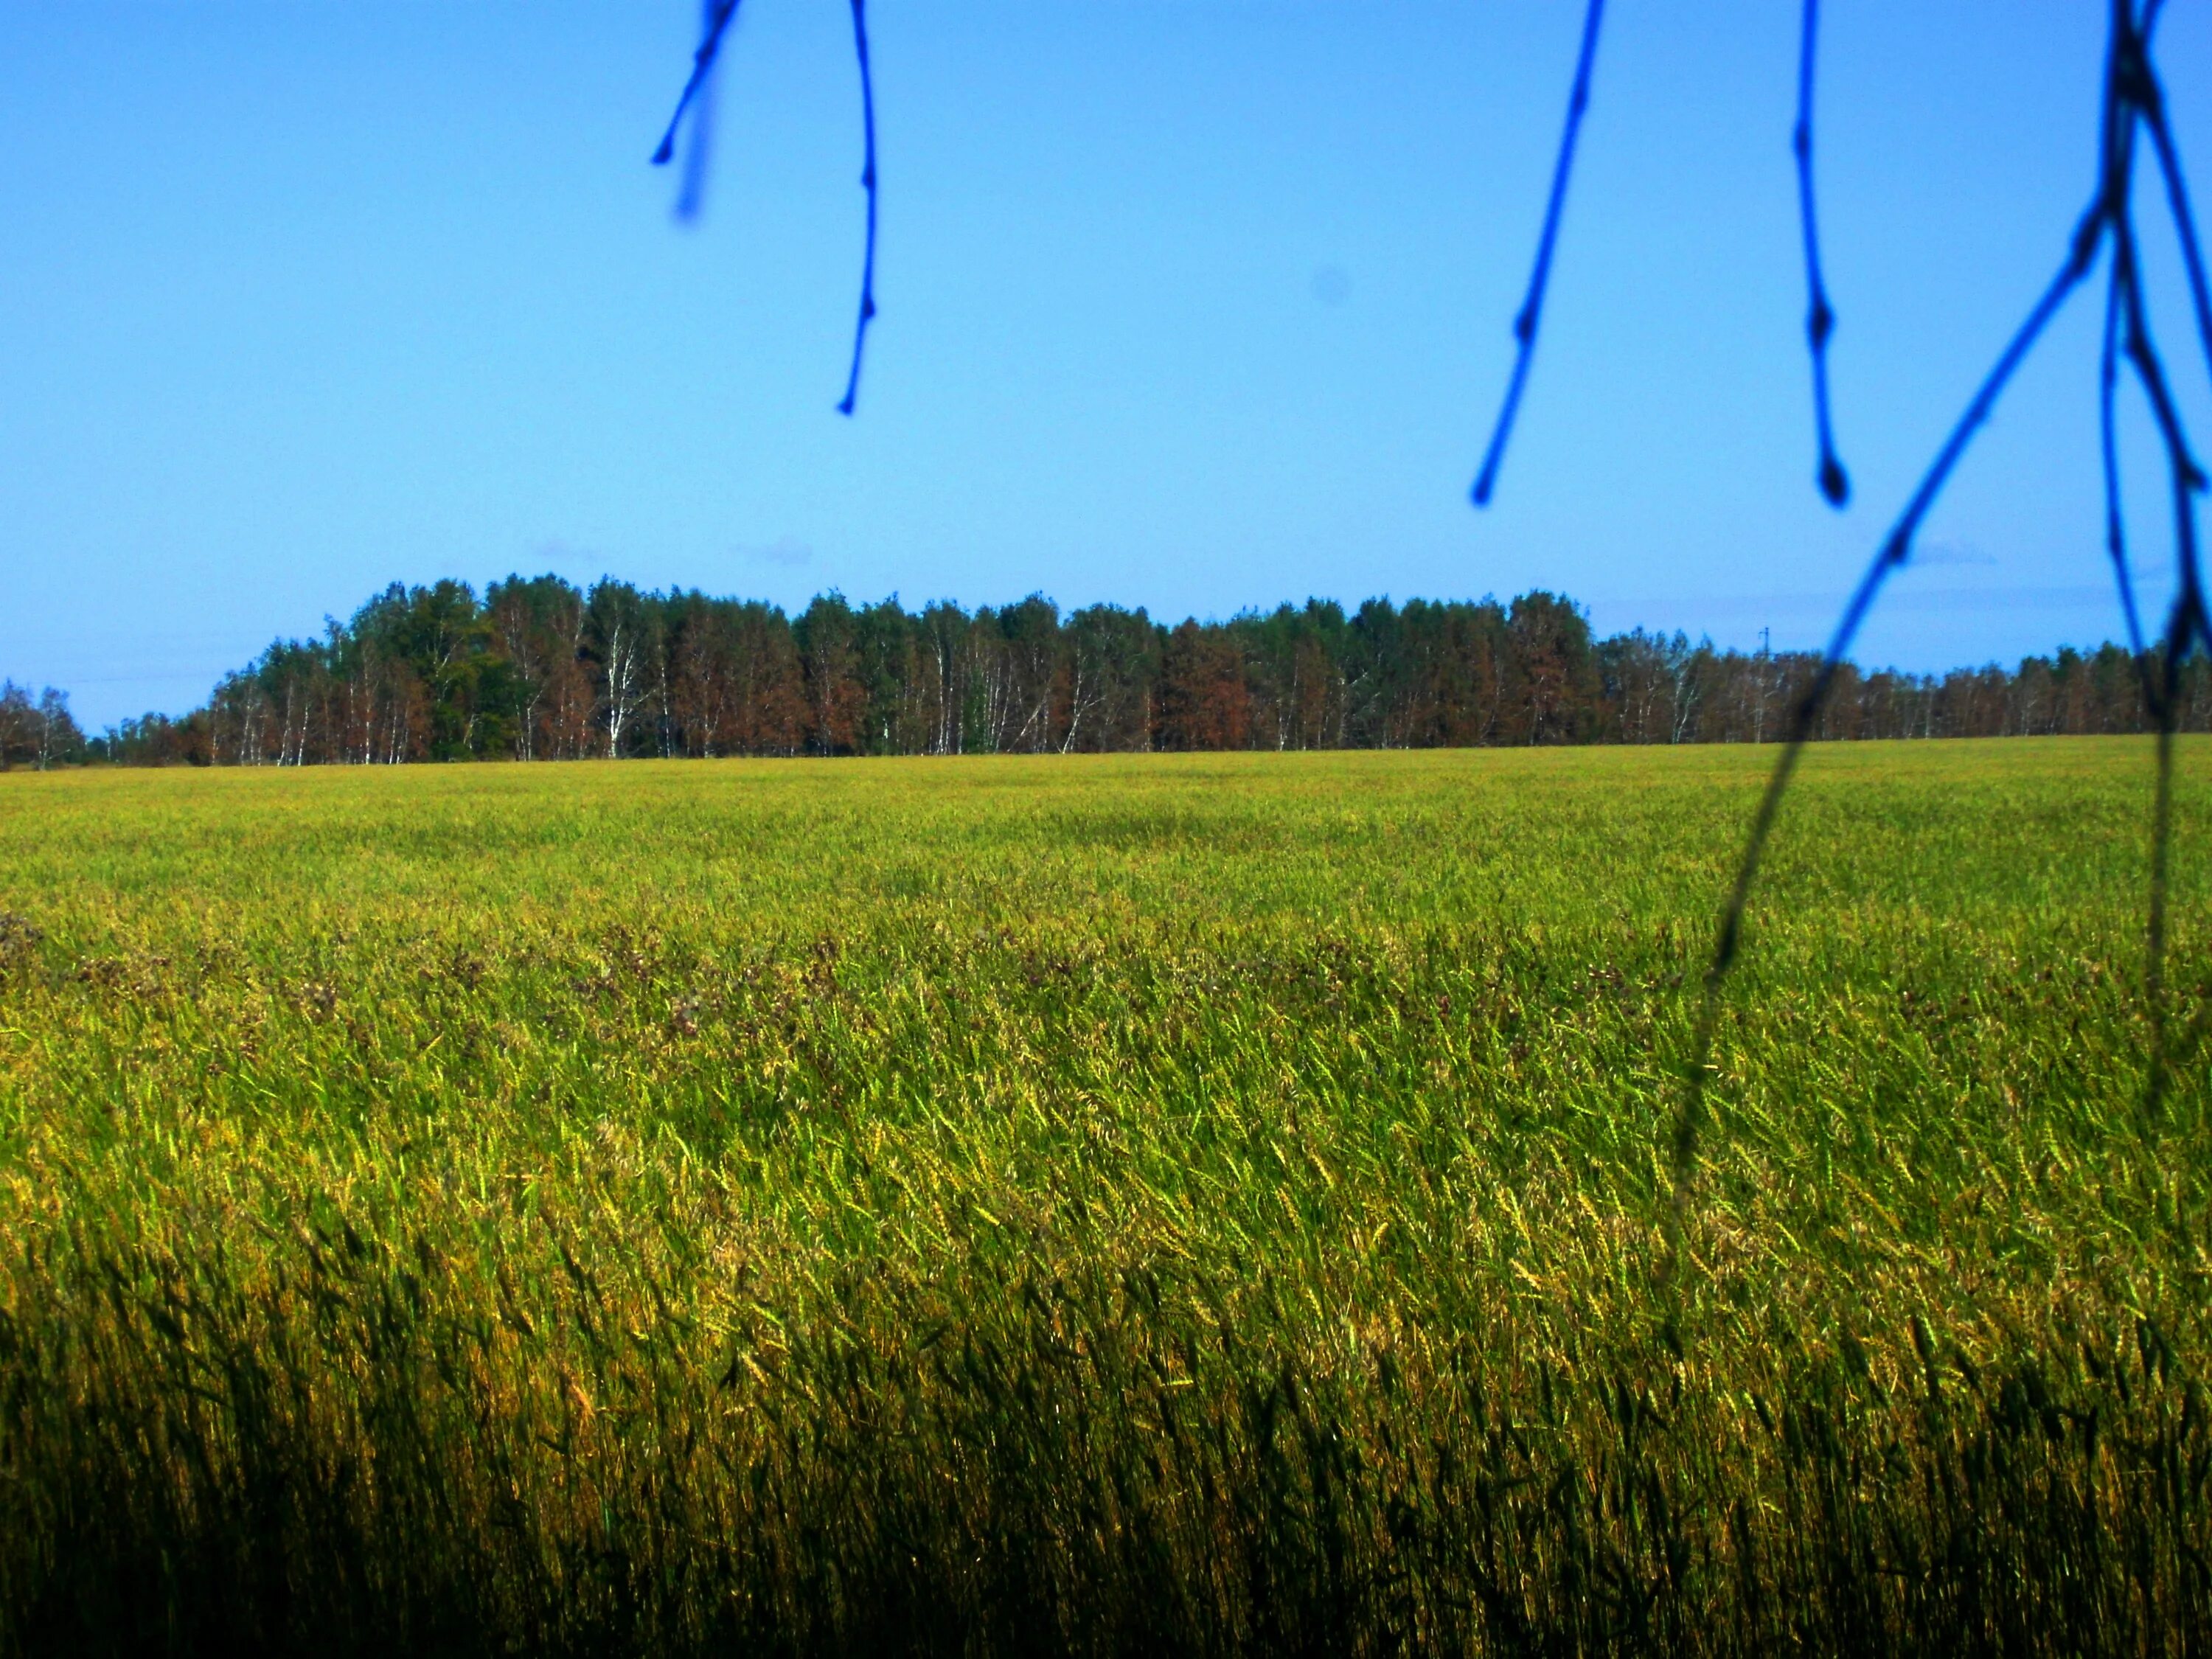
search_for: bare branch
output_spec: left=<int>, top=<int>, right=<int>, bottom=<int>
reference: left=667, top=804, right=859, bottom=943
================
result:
left=1472, top=0, right=1606, bottom=507
left=2100, top=260, right=2154, bottom=661
left=1664, top=220, right=2106, bottom=1282
left=1792, top=0, right=1849, bottom=506
left=653, top=0, right=742, bottom=171
left=838, top=0, right=880, bottom=417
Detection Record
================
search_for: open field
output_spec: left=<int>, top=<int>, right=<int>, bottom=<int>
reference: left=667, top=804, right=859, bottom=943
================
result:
left=1, top=741, right=2208, bottom=1656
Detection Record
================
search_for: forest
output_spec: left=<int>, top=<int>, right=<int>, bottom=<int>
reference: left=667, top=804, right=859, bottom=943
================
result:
left=7, top=574, right=2209, bottom=768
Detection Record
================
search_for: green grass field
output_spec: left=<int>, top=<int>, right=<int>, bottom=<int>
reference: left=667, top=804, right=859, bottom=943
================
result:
left=1, top=742, right=2207, bottom=1656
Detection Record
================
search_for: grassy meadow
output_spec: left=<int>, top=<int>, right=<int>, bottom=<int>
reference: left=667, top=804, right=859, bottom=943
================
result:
left=0, top=740, right=2207, bottom=1656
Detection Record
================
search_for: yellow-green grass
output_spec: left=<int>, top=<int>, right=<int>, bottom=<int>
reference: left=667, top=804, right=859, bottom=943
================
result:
left=0, top=741, right=2206, bottom=1656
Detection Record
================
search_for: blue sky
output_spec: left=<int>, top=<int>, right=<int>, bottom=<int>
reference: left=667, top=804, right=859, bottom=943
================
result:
left=4, top=1, right=2209, bottom=727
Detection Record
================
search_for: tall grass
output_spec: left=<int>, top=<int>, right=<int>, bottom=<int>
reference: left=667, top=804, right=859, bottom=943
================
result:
left=0, top=742, right=2205, bottom=1655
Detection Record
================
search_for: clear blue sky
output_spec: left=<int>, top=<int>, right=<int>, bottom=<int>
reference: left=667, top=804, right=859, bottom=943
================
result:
left=4, top=1, right=2209, bottom=727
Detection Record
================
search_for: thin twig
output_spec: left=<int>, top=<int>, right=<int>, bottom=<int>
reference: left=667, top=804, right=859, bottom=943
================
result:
left=653, top=0, right=742, bottom=170
left=1668, top=0, right=2212, bottom=1279
left=837, top=0, right=880, bottom=417
left=1793, top=0, right=1849, bottom=507
left=2099, top=7, right=2208, bottom=1128
left=2099, top=260, right=2152, bottom=661
left=675, top=0, right=723, bottom=222
left=2114, top=215, right=2208, bottom=1118
left=2138, top=74, right=2212, bottom=396
left=1472, top=0, right=1607, bottom=507
left=2136, top=105, right=2212, bottom=667
left=1663, top=222, right=2107, bottom=1281
left=2119, top=16, right=2212, bottom=647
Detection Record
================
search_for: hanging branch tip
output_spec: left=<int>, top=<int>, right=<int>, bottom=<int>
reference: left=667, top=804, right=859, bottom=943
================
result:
left=1467, top=0, right=1607, bottom=509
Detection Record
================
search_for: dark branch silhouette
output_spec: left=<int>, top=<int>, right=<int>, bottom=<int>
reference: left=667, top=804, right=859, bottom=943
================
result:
left=1666, top=0, right=2211, bottom=1281
left=2101, top=4, right=2211, bottom=1121
left=1470, top=0, right=1605, bottom=507
left=1664, top=237, right=2098, bottom=1278
left=2099, top=269, right=2152, bottom=660
left=838, top=0, right=880, bottom=417
left=1793, top=0, right=1849, bottom=507
left=652, top=0, right=740, bottom=173
left=640, top=1, right=2202, bottom=1201
left=2112, top=215, right=2205, bottom=1119
left=651, top=0, right=878, bottom=411
left=2138, top=43, right=2212, bottom=395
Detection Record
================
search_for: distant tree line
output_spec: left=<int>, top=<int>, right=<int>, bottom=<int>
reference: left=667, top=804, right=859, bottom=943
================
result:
left=8, top=576, right=2210, bottom=769
left=0, top=682, right=86, bottom=771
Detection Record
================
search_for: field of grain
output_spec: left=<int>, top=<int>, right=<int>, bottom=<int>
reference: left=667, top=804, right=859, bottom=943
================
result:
left=0, top=742, right=2207, bottom=1656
